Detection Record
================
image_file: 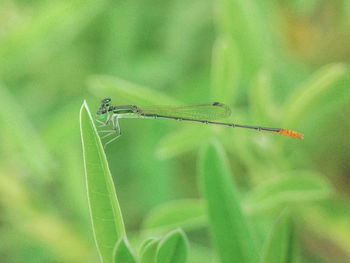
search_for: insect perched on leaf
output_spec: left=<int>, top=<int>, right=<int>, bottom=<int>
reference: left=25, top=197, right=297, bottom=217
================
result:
left=96, top=98, right=303, bottom=147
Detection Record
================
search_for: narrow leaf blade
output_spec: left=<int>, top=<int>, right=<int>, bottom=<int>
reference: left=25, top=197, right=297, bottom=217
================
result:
left=80, top=100, right=125, bottom=263
left=199, top=140, right=258, bottom=263
left=260, top=210, right=297, bottom=263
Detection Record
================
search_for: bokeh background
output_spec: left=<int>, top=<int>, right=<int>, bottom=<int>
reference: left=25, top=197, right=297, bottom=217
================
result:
left=1, top=0, right=350, bottom=262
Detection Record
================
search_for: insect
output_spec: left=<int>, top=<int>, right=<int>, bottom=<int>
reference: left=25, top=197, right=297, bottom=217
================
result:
left=96, top=98, right=303, bottom=147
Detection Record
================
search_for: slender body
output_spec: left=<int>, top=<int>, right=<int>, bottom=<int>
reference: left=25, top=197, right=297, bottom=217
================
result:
left=96, top=98, right=303, bottom=147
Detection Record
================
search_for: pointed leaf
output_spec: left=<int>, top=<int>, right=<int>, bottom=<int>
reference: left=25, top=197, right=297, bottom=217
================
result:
left=139, top=237, right=158, bottom=256
left=260, top=210, right=297, bottom=263
left=113, top=238, right=138, bottom=263
left=156, top=229, right=188, bottom=263
left=199, top=140, right=258, bottom=263
left=80, top=101, right=125, bottom=263
left=140, top=238, right=160, bottom=263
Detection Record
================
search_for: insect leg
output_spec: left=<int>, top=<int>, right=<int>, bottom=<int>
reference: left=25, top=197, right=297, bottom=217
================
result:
left=103, top=115, right=121, bottom=148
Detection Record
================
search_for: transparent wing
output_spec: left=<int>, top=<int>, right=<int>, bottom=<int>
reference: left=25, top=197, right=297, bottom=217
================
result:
left=138, top=102, right=231, bottom=121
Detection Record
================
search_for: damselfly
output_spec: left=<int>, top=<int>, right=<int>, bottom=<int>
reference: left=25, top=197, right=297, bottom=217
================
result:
left=96, top=98, right=303, bottom=147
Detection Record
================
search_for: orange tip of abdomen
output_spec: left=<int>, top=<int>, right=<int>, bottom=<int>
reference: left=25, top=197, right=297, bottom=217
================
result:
left=278, top=129, right=304, bottom=139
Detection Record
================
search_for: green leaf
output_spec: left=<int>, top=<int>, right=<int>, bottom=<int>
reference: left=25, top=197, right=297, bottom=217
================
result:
left=142, top=199, right=206, bottom=234
left=80, top=101, right=125, bottom=263
left=140, top=238, right=160, bottom=263
left=139, top=237, right=158, bottom=256
left=88, top=75, right=179, bottom=106
left=113, top=238, right=138, bottom=263
left=211, top=36, right=239, bottom=104
left=281, top=63, right=350, bottom=127
left=199, top=140, right=258, bottom=263
left=156, top=229, right=188, bottom=263
left=244, top=170, right=332, bottom=216
left=260, top=210, right=296, bottom=263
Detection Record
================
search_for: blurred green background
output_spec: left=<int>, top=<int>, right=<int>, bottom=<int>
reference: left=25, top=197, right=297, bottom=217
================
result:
left=1, top=0, right=350, bottom=262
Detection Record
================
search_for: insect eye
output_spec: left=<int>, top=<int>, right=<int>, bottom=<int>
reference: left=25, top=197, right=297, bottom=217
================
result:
left=101, top=98, right=111, bottom=104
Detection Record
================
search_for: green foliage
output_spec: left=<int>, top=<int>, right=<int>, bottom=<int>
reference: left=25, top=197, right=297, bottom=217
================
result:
left=80, top=101, right=125, bottom=262
left=156, top=229, right=188, bottom=263
left=80, top=102, right=190, bottom=263
left=260, top=210, right=296, bottom=263
left=1, top=0, right=350, bottom=262
left=139, top=238, right=160, bottom=263
left=113, top=238, right=137, bottom=263
left=199, top=140, right=259, bottom=263
left=138, top=229, right=189, bottom=263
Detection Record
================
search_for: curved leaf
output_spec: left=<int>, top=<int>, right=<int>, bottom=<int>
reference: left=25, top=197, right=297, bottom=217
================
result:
left=199, top=140, right=258, bottom=263
left=156, top=229, right=188, bottom=263
left=80, top=100, right=125, bottom=263
left=260, top=210, right=297, bottom=263
left=140, top=238, right=160, bottom=263
left=113, top=238, right=138, bottom=263
left=139, top=237, right=158, bottom=256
